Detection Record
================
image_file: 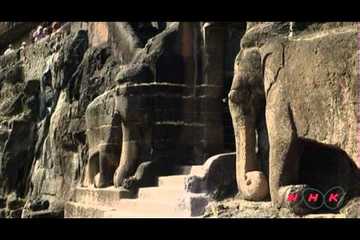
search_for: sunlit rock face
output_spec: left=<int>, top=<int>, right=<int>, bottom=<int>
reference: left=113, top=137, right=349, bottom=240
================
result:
left=2, top=21, right=357, bottom=218
left=0, top=22, right=244, bottom=218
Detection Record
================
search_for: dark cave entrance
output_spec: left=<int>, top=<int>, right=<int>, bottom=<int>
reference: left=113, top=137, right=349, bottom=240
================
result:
left=295, top=138, right=360, bottom=212
left=297, top=138, right=359, bottom=196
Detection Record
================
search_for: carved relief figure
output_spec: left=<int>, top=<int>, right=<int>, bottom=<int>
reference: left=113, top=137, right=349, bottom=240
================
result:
left=229, top=22, right=359, bottom=214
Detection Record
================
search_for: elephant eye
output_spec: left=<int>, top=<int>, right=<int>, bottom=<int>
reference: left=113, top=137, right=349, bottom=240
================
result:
left=228, top=90, right=241, bottom=103
left=228, top=89, right=250, bottom=103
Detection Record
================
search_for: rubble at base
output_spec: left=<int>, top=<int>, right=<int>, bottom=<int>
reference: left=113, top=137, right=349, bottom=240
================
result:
left=203, top=197, right=360, bottom=218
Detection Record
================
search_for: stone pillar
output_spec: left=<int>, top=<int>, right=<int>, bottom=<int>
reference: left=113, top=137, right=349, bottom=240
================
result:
left=178, top=22, right=208, bottom=164
left=180, top=22, right=196, bottom=92
left=202, top=22, right=225, bottom=87
left=176, top=22, right=227, bottom=164
left=199, top=22, right=226, bottom=161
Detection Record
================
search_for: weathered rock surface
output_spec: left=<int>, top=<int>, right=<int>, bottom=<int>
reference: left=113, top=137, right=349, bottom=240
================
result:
left=0, top=26, right=100, bottom=217
left=82, top=22, right=242, bottom=192
left=0, top=22, right=39, bottom=52
left=0, top=21, right=242, bottom=218
left=203, top=195, right=360, bottom=218
left=0, top=21, right=359, bottom=218
left=229, top=22, right=360, bottom=214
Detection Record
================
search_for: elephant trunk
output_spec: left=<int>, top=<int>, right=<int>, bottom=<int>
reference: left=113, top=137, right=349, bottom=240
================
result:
left=229, top=90, right=269, bottom=201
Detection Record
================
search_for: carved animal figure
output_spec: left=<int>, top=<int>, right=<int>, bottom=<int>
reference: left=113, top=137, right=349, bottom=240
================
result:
left=84, top=64, right=153, bottom=188
left=83, top=23, right=189, bottom=188
left=229, top=22, right=359, bottom=214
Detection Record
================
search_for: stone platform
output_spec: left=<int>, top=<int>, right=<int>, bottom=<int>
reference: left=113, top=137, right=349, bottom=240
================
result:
left=64, top=165, right=209, bottom=218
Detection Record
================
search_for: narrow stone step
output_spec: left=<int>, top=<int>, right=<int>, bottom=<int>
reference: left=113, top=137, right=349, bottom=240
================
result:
left=65, top=201, right=111, bottom=218
left=112, top=199, right=187, bottom=216
left=103, top=196, right=208, bottom=217
left=104, top=208, right=190, bottom=218
left=170, top=165, right=204, bottom=176
left=104, top=199, right=189, bottom=218
left=66, top=199, right=189, bottom=218
left=137, top=186, right=185, bottom=201
left=158, top=175, right=187, bottom=187
left=74, top=186, right=136, bottom=207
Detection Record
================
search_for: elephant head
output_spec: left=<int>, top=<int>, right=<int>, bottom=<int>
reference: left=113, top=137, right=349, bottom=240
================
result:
left=228, top=47, right=269, bottom=201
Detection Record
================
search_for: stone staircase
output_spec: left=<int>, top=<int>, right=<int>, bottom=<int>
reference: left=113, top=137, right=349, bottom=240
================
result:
left=64, top=165, right=210, bottom=218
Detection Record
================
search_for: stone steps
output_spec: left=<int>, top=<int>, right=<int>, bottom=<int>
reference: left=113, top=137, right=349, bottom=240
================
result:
left=105, top=198, right=188, bottom=217
left=158, top=175, right=188, bottom=187
left=65, top=202, right=109, bottom=218
left=170, top=165, right=204, bottom=176
left=65, top=165, right=210, bottom=218
left=74, top=186, right=136, bottom=208
left=66, top=198, right=189, bottom=218
left=138, top=186, right=185, bottom=201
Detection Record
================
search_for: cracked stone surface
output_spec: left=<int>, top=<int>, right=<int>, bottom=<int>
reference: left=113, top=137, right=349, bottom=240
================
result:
left=203, top=196, right=360, bottom=218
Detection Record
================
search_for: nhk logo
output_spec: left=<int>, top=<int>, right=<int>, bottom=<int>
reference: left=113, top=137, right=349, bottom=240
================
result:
left=287, top=186, right=346, bottom=210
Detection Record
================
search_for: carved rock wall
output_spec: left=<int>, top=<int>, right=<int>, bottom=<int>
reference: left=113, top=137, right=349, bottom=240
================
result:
left=0, top=22, right=245, bottom=218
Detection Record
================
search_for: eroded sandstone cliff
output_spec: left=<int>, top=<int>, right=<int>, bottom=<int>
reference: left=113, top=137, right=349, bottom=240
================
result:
left=0, top=22, right=358, bottom=218
left=0, top=22, right=244, bottom=218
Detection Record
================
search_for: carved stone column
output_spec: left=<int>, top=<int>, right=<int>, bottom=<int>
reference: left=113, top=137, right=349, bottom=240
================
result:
left=199, top=22, right=225, bottom=160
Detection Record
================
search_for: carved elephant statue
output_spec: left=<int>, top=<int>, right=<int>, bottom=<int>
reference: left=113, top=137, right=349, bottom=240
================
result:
left=229, top=22, right=359, bottom=214
left=84, top=88, right=121, bottom=188
left=84, top=64, right=153, bottom=188
left=83, top=22, right=196, bottom=189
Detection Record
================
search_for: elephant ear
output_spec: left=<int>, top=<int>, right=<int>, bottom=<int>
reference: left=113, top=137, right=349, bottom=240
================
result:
left=261, top=40, right=286, bottom=98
